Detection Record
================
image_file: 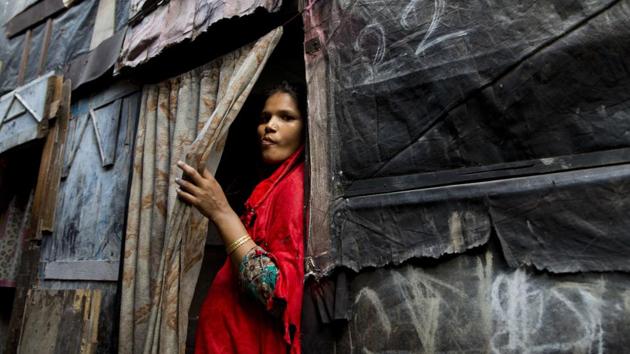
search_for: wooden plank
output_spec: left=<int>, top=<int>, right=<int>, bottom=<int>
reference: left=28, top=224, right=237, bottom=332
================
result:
left=61, top=112, right=90, bottom=178
left=6, top=0, right=66, bottom=38
left=29, top=76, right=63, bottom=239
left=4, top=241, right=42, bottom=354
left=43, top=261, right=120, bottom=281
left=37, top=19, right=54, bottom=76
left=90, top=99, right=122, bottom=167
left=0, top=73, right=57, bottom=154
left=16, top=289, right=102, bottom=354
left=40, top=79, right=71, bottom=234
left=49, top=89, right=140, bottom=262
left=17, top=29, right=32, bottom=86
left=303, top=10, right=333, bottom=277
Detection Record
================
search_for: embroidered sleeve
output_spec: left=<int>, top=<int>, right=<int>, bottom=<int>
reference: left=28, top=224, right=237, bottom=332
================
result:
left=238, top=245, right=281, bottom=314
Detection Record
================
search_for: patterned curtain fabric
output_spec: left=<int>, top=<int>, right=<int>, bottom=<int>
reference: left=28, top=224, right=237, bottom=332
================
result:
left=119, top=27, right=282, bottom=354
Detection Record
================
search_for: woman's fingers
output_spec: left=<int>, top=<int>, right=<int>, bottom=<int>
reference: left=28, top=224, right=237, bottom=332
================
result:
left=176, top=188, right=198, bottom=205
left=175, top=177, right=201, bottom=195
left=177, top=161, right=204, bottom=186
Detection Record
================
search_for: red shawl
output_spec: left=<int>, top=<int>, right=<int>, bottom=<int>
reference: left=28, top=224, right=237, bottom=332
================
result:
left=195, top=147, right=305, bottom=354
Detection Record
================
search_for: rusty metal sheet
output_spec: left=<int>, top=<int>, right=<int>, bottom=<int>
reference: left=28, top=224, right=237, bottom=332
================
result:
left=117, top=0, right=282, bottom=69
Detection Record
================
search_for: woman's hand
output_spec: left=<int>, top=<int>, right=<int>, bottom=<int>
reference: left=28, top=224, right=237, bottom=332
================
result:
left=175, top=161, right=235, bottom=223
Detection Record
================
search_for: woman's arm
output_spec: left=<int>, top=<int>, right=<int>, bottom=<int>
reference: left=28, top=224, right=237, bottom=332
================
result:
left=175, top=161, right=256, bottom=267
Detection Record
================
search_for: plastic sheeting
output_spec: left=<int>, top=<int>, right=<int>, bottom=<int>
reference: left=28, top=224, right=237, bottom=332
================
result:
left=0, top=0, right=132, bottom=95
left=307, top=240, right=630, bottom=353
left=306, top=0, right=630, bottom=275
left=117, top=0, right=282, bottom=69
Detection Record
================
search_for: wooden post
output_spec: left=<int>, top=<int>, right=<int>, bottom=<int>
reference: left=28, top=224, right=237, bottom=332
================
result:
left=17, top=29, right=32, bottom=86
left=303, top=1, right=333, bottom=277
left=37, top=19, right=54, bottom=76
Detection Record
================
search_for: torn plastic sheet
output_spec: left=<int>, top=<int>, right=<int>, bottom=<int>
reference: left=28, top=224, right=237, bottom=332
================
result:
left=335, top=199, right=491, bottom=272
left=117, top=0, right=282, bottom=69
left=310, top=240, right=630, bottom=354
left=0, top=0, right=99, bottom=94
left=66, top=29, right=126, bottom=90
left=338, top=162, right=630, bottom=272
left=308, top=0, right=630, bottom=275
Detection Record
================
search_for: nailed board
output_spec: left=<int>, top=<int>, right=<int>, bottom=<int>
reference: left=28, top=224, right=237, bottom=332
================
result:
left=42, top=82, right=140, bottom=264
left=0, top=72, right=59, bottom=154
left=43, top=260, right=119, bottom=281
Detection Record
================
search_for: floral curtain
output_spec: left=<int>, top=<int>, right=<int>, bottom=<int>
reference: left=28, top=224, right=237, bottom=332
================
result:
left=120, top=27, right=283, bottom=354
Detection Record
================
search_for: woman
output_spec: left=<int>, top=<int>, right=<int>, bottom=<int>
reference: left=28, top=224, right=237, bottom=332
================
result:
left=176, top=82, right=306, bottom=354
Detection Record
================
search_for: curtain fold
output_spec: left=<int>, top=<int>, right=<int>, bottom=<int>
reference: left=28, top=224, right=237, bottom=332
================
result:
left=120, top=27, right=283, bottom=354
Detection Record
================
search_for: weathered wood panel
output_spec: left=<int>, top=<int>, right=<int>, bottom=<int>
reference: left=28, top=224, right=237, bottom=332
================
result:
left=31, top=77, right=68, bottom=239
left=0, top=73, right=59, bottom=154
left=43, top=260, right=119, bottom=281
left=17, top=288, right=114, bottom=354
left=303, top=0, right=333, bottom=277
left=43, top=82, right=140, bottom=264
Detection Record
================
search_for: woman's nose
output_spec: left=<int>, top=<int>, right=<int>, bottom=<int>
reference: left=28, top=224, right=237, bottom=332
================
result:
left=265, top=116, right=279, bottom=132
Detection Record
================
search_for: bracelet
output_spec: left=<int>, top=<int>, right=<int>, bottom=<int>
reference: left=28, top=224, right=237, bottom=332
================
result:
left=226, top=234, right=251, bottom=255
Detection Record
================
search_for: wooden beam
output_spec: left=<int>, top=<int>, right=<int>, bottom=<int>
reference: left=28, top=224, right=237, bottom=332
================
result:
left=6, top=0, right=66, bottom=38
left=303, top=4, right=333, bottom=277
left=37, top=19, right=54, bottom=76
left=43, top=260, right=120, bottom=281
left=30, top=76, right=64, bottom=239
left=17, top=29, right=32, bottom=86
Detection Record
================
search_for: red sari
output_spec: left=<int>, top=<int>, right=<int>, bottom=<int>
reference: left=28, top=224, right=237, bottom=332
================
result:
left=195, top=147, right=304, bottom=354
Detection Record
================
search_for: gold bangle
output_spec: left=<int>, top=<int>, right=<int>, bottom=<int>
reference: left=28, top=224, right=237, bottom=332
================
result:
left=226, top=234, right=251, bottom=255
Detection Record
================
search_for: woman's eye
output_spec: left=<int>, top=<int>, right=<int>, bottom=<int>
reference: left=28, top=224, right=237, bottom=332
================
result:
left=281, top=114, right=295, bottom=121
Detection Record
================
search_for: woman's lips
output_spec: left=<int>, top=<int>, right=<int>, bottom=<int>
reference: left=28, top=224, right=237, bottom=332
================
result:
left=261, top=137, right=277, bottom=146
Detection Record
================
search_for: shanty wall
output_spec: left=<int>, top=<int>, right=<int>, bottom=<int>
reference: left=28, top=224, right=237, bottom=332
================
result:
left=302, top=0, right=630, bottom=352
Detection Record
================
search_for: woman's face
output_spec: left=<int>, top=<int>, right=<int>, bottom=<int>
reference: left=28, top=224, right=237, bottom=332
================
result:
left=258, top=92, right=304, bottom=165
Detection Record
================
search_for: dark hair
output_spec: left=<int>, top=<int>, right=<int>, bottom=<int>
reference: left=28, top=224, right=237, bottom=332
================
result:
left=266, top=81, right=307, bottom=119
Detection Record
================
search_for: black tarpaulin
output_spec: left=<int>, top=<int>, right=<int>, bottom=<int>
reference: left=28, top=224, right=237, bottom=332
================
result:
left=308, top=0, right=630, bottom=274
left=325, top=241, right=630, bottom=353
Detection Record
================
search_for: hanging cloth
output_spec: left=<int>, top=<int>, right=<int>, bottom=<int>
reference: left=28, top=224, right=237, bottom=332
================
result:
left=119, top=27, right=283, bottom=354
